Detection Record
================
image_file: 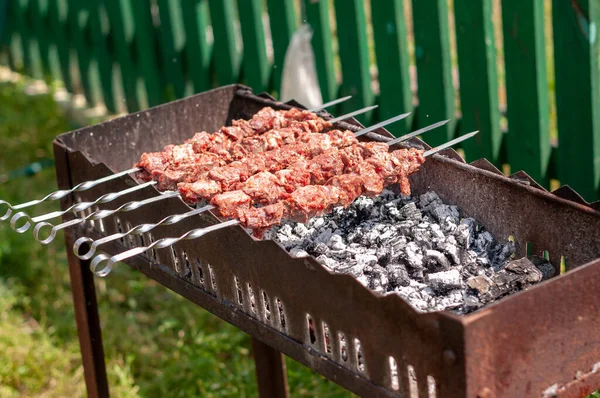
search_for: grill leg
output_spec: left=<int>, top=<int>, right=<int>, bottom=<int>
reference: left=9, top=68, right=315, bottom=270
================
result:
left=251, top=337, right=289, bottom=398
left=66, top=236, right=110, bottom=398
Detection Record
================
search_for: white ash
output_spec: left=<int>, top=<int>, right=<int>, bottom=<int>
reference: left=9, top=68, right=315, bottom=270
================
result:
left=265, top=190, right=556, bottom=314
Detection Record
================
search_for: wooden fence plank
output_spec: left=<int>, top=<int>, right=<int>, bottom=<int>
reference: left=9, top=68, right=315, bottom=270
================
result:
left=333, top=0, right=374, bottom=123
left=88, top=0, right=116, bottom=113
left=46, top=0, right=73, bottom=93
left=372, top=0, right=413, bottom=137
left=104, top=0, right=140, bottom=111
left=29, top=0, right=52, bottom=80
left=304, top=0, right=337, bottom=103
left=552, top=0, right=600, bottom=200
left=15, top=0, right=36, bottom=76
left=237, top=0, right=270, bottom=93
left=412, top=0, right=456, bottom=145
left=208, top=0, right=241, bottom=86
left=70, top=2, right=102, bottom=106
left=454, top=0, right=502, bottom=164
left=180, top=0, right=212, bottom=93
left=131, top=0, right=163, bottom=107
left=501, top=0, right=551, bottom=186
left=266, top=0, right=297, bottom=95
left=156, top=0, right=187, bottom=100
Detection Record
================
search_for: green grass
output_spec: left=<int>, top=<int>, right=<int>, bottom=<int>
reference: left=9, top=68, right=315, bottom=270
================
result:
left=0, top=80, right=354, bottom=397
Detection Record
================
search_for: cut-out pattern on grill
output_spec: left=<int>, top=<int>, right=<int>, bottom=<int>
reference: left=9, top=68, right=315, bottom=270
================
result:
left=247, top=283, right=256, bottom=314
left=207, top=264, right=217, bottom=294
left=560, top=255, right=567, bottom=274
left=195, top=258, right=205, bottom=285
left=543, top=249, right=550, bottom=260
left=306, top=314, right=316, bottom=345
left=139, top=233, right=146, bottom=248
left=170, top=246, right=180, bottom=273
left=389, top=357, right=400, bottom=391
left=322, top=322, right=332, bottom=354
left=276, top=298, right=286, bottom=331
left=427, top=375, right=437, bottom=398
left=235, top=277, right=243, bottom=305
left=407, top=365, right=418, bottom=398
left=262, top=290, right=271, bottom=321
left=526, top=241, right=532, bottom=256
left=339, top=332, right=348, bottom=362
left=182, top=251, right=192, bottom=280
left=115, top=217, right=125, bottom=246
left=125, top=221, right=136, bottom=248
left=146, top=232, right=159, bottom=262
left=354, top=338, right=365, bottom=372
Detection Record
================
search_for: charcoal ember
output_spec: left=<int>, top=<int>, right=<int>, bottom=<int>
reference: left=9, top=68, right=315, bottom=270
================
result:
left=388, top=263, right=410, bottom=287
left=396, top=220, right=417, bottom=236
left=316, top=255, right=339, bottom=269
left=328, top=234, right=346, bottom=250
left=426, top=269, right=462, bottom=292
left=413, top=224, right=433, bottom=249
left=399, top=202, right=422, bottom=221
left=424, top=249, right=451, bottom=271
left=377, top=247, right=392, bottom=266
left=366, top=265, right=389, bottom=293
left=529, top=255, right=556, bottom=280
left=429, top=203, right=460, bottom=225
left=290, top=247, right=309, bottom=258
left=356, top=253, right=378, bottom=268
left=402, top=241, right=424, bottom=270
left=316, top=227, right=333, bottom=244
left=473, top=230, right=495, bottom=253
left=311, top=242, right=329, bottom=255
left=293, top=223, right=310, bottom=238
left=490, top=240, right=516, bottom=269
left=466, top=258, right=543, bottom=304
left=389, top=236, right=408, bottom=259
left=440, top=241, right=460, bottom=265
left=419, top=192, right=442, bottom=210
left=454, top=223, right=472, bottom=248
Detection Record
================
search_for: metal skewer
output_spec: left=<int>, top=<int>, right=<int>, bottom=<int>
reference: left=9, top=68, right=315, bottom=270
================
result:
left=71, top=204, right=215, bottom=259
left=0, top=167, right=142, bottom=221
left=308, top=96, right=352, bottom=112
left=32, top=191, right=182, bottom=245
left=90, top=219, right=240, bottom=277
left=89, top=129, right=478, bottom=277
left=9, top=181, right=157, bottom=233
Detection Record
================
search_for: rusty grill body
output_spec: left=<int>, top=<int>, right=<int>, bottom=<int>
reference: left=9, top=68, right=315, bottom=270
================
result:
left=53, top=85, right=600, bottom=397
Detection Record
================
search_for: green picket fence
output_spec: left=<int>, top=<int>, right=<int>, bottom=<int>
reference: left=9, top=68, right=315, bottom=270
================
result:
left=0, top=0, right=599, bottom=201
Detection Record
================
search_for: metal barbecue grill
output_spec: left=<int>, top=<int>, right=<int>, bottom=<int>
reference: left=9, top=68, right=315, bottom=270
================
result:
left=9, top=84, right=600, bottom=397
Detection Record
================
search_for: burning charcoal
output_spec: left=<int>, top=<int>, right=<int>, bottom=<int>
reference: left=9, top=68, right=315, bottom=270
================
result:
left=429, top=204, right=460, bottom=224
left=454, top=223, right=471, bottom=248
left=377, top=247, right=392, bottom=266
left=424, top=249, right=451, bottom=270
left=396, top=220, right=417, bottom=236
left=490, top=240, right=516, bottom=269
left=356, top=253, right=378, bottom=268
left=403, top=241, right=424, bottom=269
left=413, top=224, right=433, bottom=249
left=367, top=265, right=389, bottom=293
left=294, top=223, right=310, bottom=238
left=316, top=227, right=333, bottom=244
left=290, top=247, right=309, bottom=258
left=504, top=258, right=543, bottom=285
left=388, top=263, right=410, bottom=287
left=399, top=202, right=422, bottom=221
left=440, top=242, right=460, bottom=265
left=473, top=231, right=495, bottom=253
left=310, top=217, right=325, bottom=229
left=529, top=255, right=555, bottom=281
left=328, top=234, right=346, bottom=251
left=312, top=242, right=329, bottom=255
left=419, top=192, right=442, bottom=209
left=316, top=255, right=339, bottom=269
left=466, top=275, right=493, bottom=295
left=426, top=269, right=462, bottom=292
left=476, top=255, right=491, bottom=268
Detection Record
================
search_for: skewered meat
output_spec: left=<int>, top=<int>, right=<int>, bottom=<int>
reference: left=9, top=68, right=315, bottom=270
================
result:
left=224, top=148, right=426, bottom=235
left=135, top=106, right=332, bottom=182
left=211, top=190, right=253, bottom=218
